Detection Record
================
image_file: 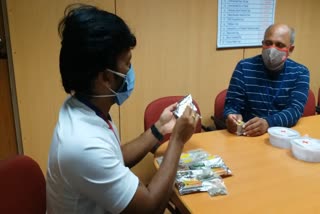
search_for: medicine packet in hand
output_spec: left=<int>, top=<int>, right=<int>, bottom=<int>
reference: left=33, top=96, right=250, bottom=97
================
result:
left=236, top=120, right=245, bottom=136
left=173, top=94, right=200, bottom=118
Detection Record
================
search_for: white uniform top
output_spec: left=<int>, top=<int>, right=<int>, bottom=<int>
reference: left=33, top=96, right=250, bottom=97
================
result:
left=46, top=96, right=139, bottom=214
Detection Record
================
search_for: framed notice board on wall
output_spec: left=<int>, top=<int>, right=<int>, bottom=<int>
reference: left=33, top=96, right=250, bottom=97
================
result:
left=217, top=0, right=276, bottom=48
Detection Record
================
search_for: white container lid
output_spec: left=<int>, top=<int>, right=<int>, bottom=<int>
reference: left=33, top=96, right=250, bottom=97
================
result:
left=267, top=127, right=300, bottom=149
left=291, top=137, right=320, bottom=162
left=268, top=127, right=300, bottom=138
left=291, top=137, right=320, bottom=150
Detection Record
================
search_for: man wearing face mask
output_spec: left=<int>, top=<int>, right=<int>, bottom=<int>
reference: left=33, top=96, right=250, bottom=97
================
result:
left=224, top=24, right=310, bottom=137
left=46, top=4, right=200, bottom=214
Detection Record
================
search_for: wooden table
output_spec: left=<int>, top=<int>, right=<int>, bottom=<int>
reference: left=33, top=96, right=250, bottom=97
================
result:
left=154, top=115, right=320, bottom=214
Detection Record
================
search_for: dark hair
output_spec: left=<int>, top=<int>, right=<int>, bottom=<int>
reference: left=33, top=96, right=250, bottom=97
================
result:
left=58, top=4, right=136, bottom=94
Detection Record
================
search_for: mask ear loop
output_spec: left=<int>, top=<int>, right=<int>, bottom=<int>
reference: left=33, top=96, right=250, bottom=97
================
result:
left=91, top=81, right=118, bottom=98
left=91, top=93, right=115, bottom=98
left=91, top=68, right=127, bottom=98
left=106, top=68, right=127, bottom=78
left=105, top=68, right=127, bottom=92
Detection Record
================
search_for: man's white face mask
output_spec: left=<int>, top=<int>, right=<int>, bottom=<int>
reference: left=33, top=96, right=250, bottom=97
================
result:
left=262, top=47, right=289, bottom=71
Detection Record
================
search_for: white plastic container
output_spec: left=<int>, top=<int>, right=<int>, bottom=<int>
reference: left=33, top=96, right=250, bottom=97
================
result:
left=291, top=137, right=320, bottom=162
left=267, top=127, right=300, bottom=149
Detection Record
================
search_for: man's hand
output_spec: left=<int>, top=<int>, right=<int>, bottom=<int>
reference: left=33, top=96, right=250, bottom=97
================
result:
left=155, top=103, right=177, bottom=135
left=226, top=114, right=243, bottom=134
left=243, top=117, right=269, bottom=137
left=170, top=106, right=199, bottom=144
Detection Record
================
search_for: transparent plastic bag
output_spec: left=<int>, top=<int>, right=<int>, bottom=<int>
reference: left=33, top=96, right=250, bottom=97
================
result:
left=157, top=149, right=231, bottom=196
left=207, top=179, right=228, bottom=197
left=178, top=149, right=232, bottom=177
left=176, top=168, right=228, bottom=196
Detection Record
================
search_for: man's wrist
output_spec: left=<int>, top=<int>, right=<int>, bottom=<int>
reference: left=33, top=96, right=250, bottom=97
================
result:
left=154, top=121, right=166, bottom=135
left=151, top=124, right=164, bottom=142
left=150, top=124, right=164, bottom=153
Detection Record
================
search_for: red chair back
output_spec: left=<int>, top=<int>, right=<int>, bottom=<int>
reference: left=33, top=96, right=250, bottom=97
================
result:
left=318, top=88, right=320, bottom=106
left=0, top=155, right=46, bottom=214
left=214, top=89, right=228, bottom=119
left=144, top=96, right=202, bottom=144
left=302, top=89, right=316, bottom=117
left=212, top=89, right=228, bottom=129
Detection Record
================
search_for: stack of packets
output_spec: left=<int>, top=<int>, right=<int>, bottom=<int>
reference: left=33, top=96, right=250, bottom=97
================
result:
left=156, top=149, right=232, bottom=196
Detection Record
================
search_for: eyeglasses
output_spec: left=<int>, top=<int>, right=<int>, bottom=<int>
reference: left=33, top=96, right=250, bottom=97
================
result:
left=261, top=40, right=288, bottom=49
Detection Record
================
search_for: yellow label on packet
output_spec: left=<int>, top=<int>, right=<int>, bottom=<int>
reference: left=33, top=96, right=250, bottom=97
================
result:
left=180, top=153, right=193, bottom=164
left=207, top=155, right=217, bottom=160
left=236, top=120, right=244, bottom=126
left=180, top=153, right=190, bottom=159
left=183, top=179, right=202, bottom=187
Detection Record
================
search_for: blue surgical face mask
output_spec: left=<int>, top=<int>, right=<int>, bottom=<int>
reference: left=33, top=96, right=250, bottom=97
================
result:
left=91, top=66, right=135, bottom=106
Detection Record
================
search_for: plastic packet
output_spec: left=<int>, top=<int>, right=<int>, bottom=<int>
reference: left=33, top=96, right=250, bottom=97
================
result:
left=176, top=168, right=224, bottom=195
left=157, top=149, right=232, bottom=176
left=207, top=179, right=228, bottom=197
left=236, top=120, right=245, bottom=136
left=173, top=94, right=201, bottom=118
left=178, top=149, right=210, bottom=167
left=156, top=149, right=231, bottom=196
left=186, top=153, right=232, bottom=177
left=156, top=149, right=210, bottom=170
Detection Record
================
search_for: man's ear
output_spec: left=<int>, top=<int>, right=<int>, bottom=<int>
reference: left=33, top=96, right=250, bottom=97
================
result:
left=95, top=71, right=112, bottom=89
left=103, top=70, right=115, bottom=84
left=289, top=45, right=295, bottom=55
